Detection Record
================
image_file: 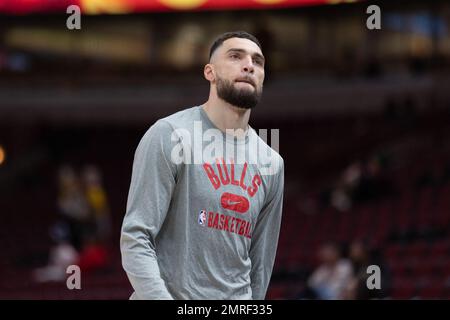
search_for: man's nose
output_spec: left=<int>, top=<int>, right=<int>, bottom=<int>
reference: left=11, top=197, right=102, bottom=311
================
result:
left=242, top=57, right=254, bottom=74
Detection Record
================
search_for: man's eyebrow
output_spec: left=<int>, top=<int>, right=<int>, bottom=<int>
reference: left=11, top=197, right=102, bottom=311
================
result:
left=226, top=48, right=265, bottom=61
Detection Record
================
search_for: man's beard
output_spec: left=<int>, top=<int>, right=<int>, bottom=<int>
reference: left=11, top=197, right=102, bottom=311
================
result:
left=216, top=76, right=262, bottom=110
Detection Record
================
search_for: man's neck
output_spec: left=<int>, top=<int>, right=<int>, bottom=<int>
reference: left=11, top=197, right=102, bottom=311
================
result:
left=202, top=99, right=251, bottom=137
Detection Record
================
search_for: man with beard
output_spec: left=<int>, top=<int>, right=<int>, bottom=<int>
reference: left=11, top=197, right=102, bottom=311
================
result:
left=120, top=31, right=284, bottom=300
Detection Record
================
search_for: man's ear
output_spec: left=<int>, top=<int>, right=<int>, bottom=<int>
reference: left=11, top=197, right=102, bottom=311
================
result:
left=204, top=64, right=215, bottom=83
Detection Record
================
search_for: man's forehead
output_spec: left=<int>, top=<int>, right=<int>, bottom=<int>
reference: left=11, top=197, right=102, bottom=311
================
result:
left=220, top=37, right=263, bottom=56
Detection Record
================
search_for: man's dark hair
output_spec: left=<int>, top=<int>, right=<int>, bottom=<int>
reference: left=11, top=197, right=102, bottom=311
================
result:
left=209, top=31, right=262, bottom=60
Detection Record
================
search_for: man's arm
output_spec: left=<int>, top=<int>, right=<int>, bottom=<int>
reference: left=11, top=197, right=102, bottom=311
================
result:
left=120, top=120, right=178, bottom=299
left=249, top=159, right=284, bottom=300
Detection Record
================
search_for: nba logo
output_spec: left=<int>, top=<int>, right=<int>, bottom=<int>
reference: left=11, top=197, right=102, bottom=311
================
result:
left=198, top=210, right=207, bottom=226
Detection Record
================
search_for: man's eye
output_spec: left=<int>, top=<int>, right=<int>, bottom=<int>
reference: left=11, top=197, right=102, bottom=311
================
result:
left=230, top=54, right=239, bottom=59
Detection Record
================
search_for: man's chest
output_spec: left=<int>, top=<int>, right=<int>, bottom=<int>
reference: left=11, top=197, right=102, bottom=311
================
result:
left=180, top=159, right=267, bottom=236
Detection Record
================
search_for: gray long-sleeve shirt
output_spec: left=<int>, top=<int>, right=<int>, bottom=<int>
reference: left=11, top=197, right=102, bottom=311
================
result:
left=120, top=106, right=284, bottom=300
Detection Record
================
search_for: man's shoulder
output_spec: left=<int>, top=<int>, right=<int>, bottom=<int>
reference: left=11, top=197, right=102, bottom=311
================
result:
left=141, top=106, right=200, bottom=137
left=249, top=128, right=284, bottom=177
left=158, top=106, right=201, bottom=129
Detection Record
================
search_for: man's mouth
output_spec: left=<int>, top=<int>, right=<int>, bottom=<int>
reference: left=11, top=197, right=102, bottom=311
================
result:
left=235, top=79, right=255, bottom=87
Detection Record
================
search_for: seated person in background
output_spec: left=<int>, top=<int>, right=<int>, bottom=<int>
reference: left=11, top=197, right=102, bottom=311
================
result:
left=344, top=240, right=391, bottom=299
left=307, top=242, right=353, bottom=300
left=32, top=225, right=79, bottom=283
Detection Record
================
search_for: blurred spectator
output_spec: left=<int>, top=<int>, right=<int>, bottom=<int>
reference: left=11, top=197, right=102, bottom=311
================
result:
left=352, top=155, right=393, bottom=204
left=57, top=165, right=91, bottom=250
left=32, top=225, right=79, bottom=283
left=329, top=154, right=393, bottom=212
left=330, top=182, right=352, bottom=212
left=344, top=241, right=391, bottom=299
left=330, top=161, right=362, bottom=212
left=305, top=242, right=353, bottom=299
left=78, top=235, right=110, bottom=274
left=82, top=165, right=112, bottom=244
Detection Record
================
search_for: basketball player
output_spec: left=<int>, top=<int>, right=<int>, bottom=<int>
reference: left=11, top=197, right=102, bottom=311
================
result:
left=120, top=31, right=284, bottom=299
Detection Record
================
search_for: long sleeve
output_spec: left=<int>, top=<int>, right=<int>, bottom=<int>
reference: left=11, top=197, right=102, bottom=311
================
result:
left=120, top=120, right=178, bottom=300
left=249, top=160, right=284, bottom=300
